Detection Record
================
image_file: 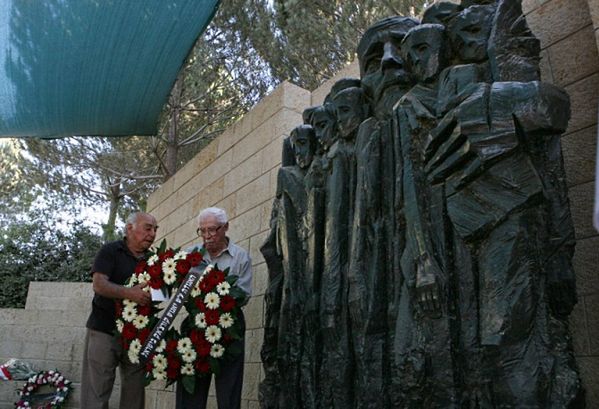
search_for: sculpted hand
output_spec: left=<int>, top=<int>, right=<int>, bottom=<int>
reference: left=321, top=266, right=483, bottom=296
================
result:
left=126, top=282, right=152, bottom=306
left=416, top=254, right=443, bottom=318
left=424, top=118, right=474, bottom=184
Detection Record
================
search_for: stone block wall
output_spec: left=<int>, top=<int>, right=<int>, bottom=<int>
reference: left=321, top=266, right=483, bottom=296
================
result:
left=523, top=0, right=599, bottom=404
left=0, top=1, right=597, bottom=407
left=145, top=81, right=311, bottom=408
left=0, top=282, right=181, bottom=409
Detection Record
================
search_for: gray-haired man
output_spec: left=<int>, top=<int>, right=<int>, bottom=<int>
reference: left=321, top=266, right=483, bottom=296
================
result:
left=176, top=207, right=252, bottom=409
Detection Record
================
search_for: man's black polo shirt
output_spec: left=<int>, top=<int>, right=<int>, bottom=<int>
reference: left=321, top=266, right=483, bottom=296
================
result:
left=86, top=239, right=144, bottom=334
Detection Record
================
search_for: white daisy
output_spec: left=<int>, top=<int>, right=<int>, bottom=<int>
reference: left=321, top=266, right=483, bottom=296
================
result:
left=126, top=275, right=138, bottom=287
left=123, top=298, right=135, bottom=307
left=195, top=312, right=207, bottom=329
left=210, top=344, right=225, bottom=358
left=181, top=348, right=197, bottom=363
left=153, top=368, right=166, bottom=380
left=164, top=270, right=177, bottom=285
left=116, top=319, right=124, bottom=333
left=191, top=282, right=202, bottom=297
left=219, top=313, right=234, bottom=329
left=205, top=325, right=222, bottom=343
left=155, top=339, right=167, bottom=353
left=137, top=272, right=151, bottom=285
left=153, top=354, right=167, bottom=370
left=128, top=340, right=141, bottom=364
left=128, top=352, right=140, bottom=366
left=177, top=337, right=193, bottom=354
left=181, top=363, right=195, bottom=375
left=122, top=305, right=137, bottom=322
left=147, top=254, right=159, bottom=266
left=162, top=258, right=177, bottom=275
left=204, top=292, right=220, bottom=310
left=216, top=281, right=231, bottom=295
left=129, top=339, right=142, bottom=354
left=174, top=250, right=188, bottom=260
left=133, top=315, right=149, bottom=330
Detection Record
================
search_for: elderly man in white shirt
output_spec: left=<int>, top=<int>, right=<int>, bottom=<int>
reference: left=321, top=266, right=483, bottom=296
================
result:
left=176, top=207, right=252, bottom=409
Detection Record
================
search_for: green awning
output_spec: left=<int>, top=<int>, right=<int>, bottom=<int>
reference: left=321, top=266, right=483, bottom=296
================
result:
left=0, top=0, right=219, bottom=138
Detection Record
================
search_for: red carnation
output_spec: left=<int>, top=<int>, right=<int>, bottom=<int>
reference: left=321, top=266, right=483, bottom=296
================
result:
left=200, top=278, right=216, bottom=292
left=138, top=328, right=151, bottom=344
left=205, top=310, right=220, bottom=326
left=149, top=277, right=164, bottom=289
left=122, top=323, right=137, bottom=341
left=115, top=301, right=123, bottom=316
left=166, top=339, right=178, bottom=354
left=195, top=299, right=207, bottom=312
left=168, top=355, right=182, bottom=370
left=213, top=270, right=225, bottom=283
left=167, top=366, right=179, bottom=380
left=187, top=251, right=203, bottom=267
left=195, top=360, right=210, bottom=373
left=176, top=259, right=191, bottom=275
left=220, top=295, right=236, bottom=312
left=206, top=270, right=224, bottom=288
left=190, top=329, right=201, bottom=344
left=197, top=339, right=211, bottom=357
left=137, top=305, right=151, bottom=316
left=135, top=260, right=147, bottom=275
left=148, top=265, right=161, bottom=278
left=159, top=249, right=175, bottom=261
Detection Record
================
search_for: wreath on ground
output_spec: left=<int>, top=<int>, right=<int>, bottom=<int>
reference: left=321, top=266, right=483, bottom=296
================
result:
left=15, top=370, right=71, bottom=408
left=115, top=240, right=247, bottom=394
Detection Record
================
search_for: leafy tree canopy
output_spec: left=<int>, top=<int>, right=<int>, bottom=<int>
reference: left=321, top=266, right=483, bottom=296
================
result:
left=0, top=209, right=103, bottom=308
left=0, top=0, right=429, bottom=260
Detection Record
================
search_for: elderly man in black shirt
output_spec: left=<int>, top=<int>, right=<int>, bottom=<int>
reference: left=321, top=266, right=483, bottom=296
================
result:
left=81, top=212, right=158, bottom=409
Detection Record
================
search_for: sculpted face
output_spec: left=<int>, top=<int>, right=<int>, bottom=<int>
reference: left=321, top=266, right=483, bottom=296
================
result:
left=358, top=17, right=419, bottom=111
left=311, top=106, right=337, bottom=152
left=422, top=2, right=462, bottom=25
left=290, top=125, right=315, bottom=169
left=403, top=24, right=448, bottom=83
left=333, top=87, right=366, bottom=138
left=449, top=5, right=494, bottom=63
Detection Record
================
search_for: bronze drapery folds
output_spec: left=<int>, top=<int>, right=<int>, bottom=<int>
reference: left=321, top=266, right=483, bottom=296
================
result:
left=259, top=1, right=584, bottom=407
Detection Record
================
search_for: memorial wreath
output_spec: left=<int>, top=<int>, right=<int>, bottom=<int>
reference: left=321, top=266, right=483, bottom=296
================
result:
left=15, top=370, right=71, bottom=408
left=115, top=240, right=247, bottom=393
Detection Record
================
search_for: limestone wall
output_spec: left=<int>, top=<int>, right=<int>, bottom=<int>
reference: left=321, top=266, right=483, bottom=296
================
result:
left=0, top=2, right=597, bottom=407
left=523, top=0, right=599, bottom=404
left=146, top=82, right=311, bottom=408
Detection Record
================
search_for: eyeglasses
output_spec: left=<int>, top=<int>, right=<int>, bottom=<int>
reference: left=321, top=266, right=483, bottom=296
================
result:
left=196, top=225, right=223, bottom=237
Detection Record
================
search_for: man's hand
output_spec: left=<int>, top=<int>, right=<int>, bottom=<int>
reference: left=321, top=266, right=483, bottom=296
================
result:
left=92, top=272, right=151, bottom=306
left=126, top=283, right=151, bottom=306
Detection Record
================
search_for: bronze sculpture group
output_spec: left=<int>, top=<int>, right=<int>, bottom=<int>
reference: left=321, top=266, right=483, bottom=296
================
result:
left=259, top=1, right=584, bottom=407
